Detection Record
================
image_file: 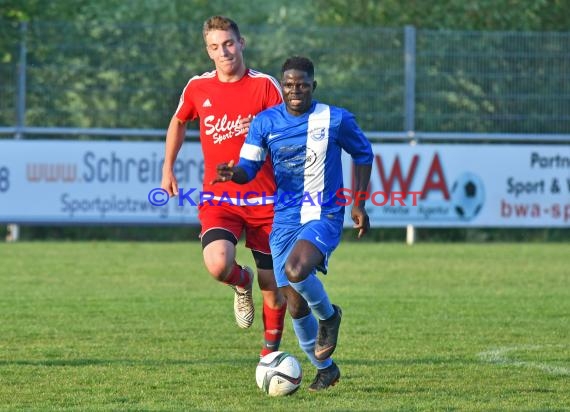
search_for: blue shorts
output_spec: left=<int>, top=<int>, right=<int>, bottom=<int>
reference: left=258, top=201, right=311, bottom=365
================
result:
left=270, top=215, right=343, bottom=288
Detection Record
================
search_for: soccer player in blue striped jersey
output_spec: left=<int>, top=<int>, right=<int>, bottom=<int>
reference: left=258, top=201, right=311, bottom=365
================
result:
left=213, top=56, right=373, bottom=391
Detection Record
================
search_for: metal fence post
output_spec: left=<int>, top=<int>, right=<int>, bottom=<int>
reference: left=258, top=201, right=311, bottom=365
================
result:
left=7, top=21, right=27, bottom=242
left=404, top=25, right=417, bottom=245
left=16, top=21, right=27, bottom=140
left=404, top=25, right=416, bottom=137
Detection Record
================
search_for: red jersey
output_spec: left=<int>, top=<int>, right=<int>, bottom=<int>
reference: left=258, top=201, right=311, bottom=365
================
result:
left=175, top=68, right=282, bottom=200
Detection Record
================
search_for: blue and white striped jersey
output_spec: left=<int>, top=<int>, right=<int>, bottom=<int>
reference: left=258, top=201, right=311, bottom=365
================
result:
left=238, top=101, right=373, bottom=227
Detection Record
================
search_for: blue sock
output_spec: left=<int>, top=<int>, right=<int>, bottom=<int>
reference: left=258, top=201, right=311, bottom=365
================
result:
left=289, top=274, right=335, bottom=321
left=292, top=313, right=333, bottom=369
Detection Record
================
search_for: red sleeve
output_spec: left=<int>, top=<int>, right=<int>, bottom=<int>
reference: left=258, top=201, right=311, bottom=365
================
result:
left=265, top=77, right=283, bottom=108
left=174, top=80, right=197, bottom=123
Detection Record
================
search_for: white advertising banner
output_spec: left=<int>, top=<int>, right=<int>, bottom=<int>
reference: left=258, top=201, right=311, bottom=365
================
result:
left=0, top=140, right=204, bottom=224
left=342, top=144, right=570, bottom=227
left=1, top=140, right=569, bottom=227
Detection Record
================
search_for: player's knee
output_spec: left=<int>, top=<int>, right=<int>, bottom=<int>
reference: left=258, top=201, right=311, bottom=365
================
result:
left=284, top=260, right=309, bottom=283
left=205, top=260, right=231, bottom=282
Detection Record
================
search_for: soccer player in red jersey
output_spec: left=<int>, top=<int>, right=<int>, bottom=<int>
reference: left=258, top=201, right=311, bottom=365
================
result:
left=161, top=16, right=286, bottom=357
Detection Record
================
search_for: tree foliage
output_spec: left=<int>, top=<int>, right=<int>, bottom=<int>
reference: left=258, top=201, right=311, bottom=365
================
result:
left=1, top=0, right=569, bottom=133
left=312, top=0, right=570, bottom=31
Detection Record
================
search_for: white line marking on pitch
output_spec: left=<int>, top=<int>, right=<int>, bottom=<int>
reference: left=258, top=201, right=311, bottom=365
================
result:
left=478, top=344, right=570, bottom=376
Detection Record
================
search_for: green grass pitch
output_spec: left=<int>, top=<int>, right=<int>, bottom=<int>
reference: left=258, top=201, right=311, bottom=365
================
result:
left=0, top=242, right=568, bottom=411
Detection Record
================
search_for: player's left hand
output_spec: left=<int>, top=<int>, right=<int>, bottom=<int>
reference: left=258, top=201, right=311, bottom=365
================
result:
left=351, top=206, right=370, bottom=239
left=211, top=160, right=235, bottom=185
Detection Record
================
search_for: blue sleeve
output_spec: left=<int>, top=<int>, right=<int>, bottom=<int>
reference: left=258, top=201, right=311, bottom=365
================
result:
left=337, top=110, right=373, bottom=165
left=237, top=116, right=268, bottom=181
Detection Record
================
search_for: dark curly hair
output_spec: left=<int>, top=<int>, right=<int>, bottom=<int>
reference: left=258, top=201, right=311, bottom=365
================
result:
left=281, top=56, right=314, bottom=78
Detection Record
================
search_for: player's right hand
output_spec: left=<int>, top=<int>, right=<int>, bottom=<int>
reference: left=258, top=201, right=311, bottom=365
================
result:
left=161, top=170, right=179, bottom=197
left=211, top=160, right=235, bottom=185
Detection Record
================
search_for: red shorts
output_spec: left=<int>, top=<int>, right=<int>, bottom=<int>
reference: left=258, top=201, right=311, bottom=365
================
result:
left=198, top=202, right=274, bottom=254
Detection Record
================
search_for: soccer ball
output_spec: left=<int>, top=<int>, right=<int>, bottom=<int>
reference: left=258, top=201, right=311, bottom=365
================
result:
left=450, top=172, right=485, bottom=220
left=255, top=351, right=302, bottom=396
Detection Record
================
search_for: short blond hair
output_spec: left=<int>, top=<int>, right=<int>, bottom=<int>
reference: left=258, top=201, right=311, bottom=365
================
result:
left=202, top=16, right=241, bottom=43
